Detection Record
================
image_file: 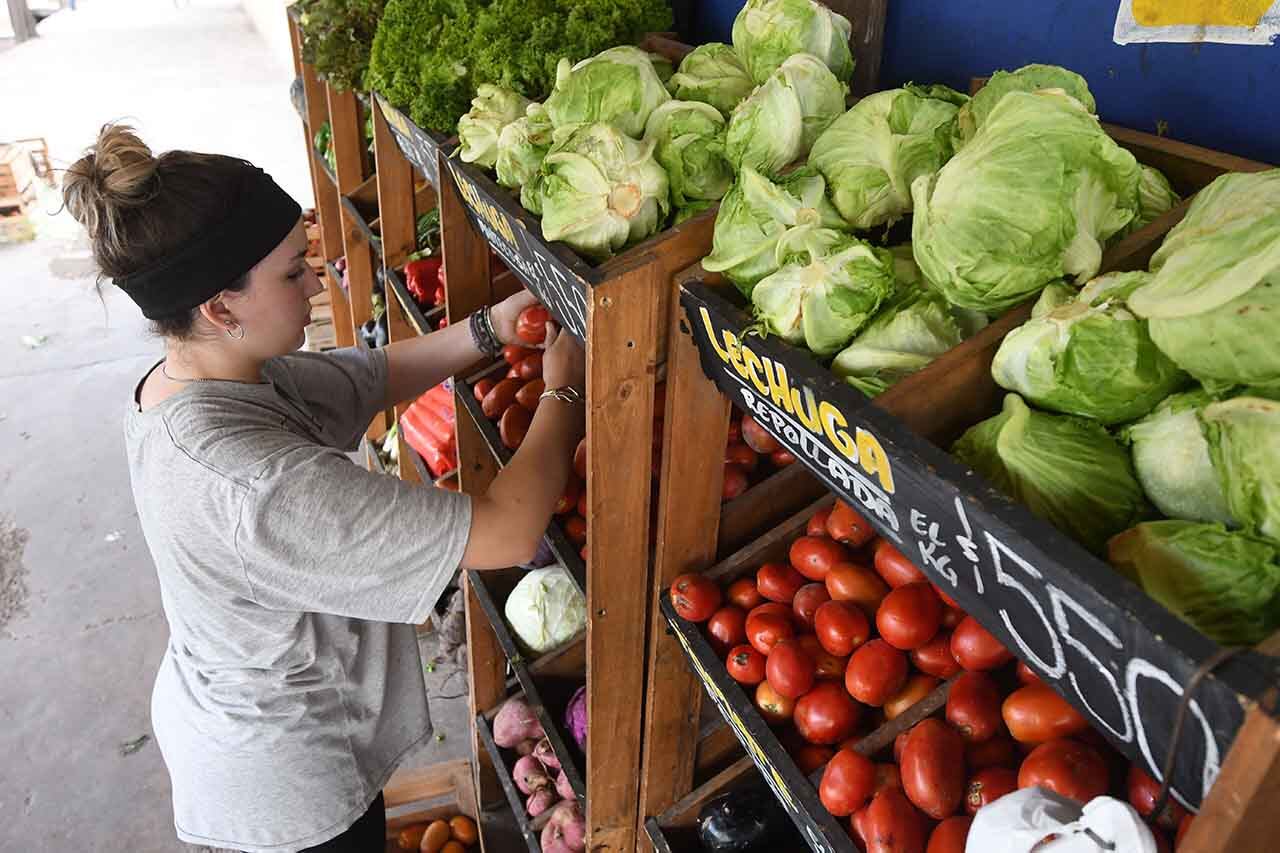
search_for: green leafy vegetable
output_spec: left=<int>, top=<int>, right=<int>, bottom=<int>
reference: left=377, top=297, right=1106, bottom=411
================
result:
left=457, top=84, right=531, bottom=168
left=297, top=0, right=387, bottom=92
left=953, top=64, right=1095, bottom=149
left=1109, top=521, right=1280, bottom=645
left=1120, top=165, right=1180, bottom=236
left=544, top=46, right=672, bottom=138
left=669, top=42, right=755, bottom=116
left=911, top=89, right=1141, bottom=313
left=952, top=394, right=1148, bottom=553
left=725, top=52, right=845, bottom=175
left=731, top=0, right=854, bottom=84
left=809, top=85, right=967, bottom=230
left=644, top=100, right=732, bottom=208
left=496, top=103, right=554, bottom=191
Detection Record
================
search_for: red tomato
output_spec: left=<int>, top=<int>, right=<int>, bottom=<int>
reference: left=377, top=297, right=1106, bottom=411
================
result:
left=894, top=731, right=909, bottom=766
left=876, top=583, right=943, bottom=650
left=726, top=418, right=741, bottom=444
left=576, top=490, right=588, bottom=519
left=795, top=681, right=863, bottom=745
left=757, top=562, right=806, bottom=603
left=706, top=606, right=747, bottom=656
left=846, top=639, right=909, bottom=707
left=1018, top=739, right=1109, bottom=803
left=771, top=449, right=797, bottom=467
left=792, top=583, right=831, bottom=628
left=766, top=639, right=816, bottom=699
left=790, top=536, right=851, bottom=582
left=827, top=501, right=877, bottom=547
left=1016, top=660, right=1042, bottom=686
left=927, top=816, right=973, bottom=853
left=964, top=767, right=1017, bottom=815
left=932, top=584, right=961, bottom=610
left=1154, top=831, right=1173, bottom=853
left=725, top=442, right=758, bottom=471
left=722, top=464, right=749, bottom=502
left=670, top=574, right=721, bottom=622
left=740, top=414, right=781, bottom=454
left=950, top=617, right=1014, bottom=671
left=515, top=304, right=549, bottom=344
left=814, top=600, right=870, bottom=657
left=873, top=540, right=927, bottom=588
left=502, top=344, right=535, bottom=365
left=946, top=672, right=1005, bottom=743
left=863, top=787, right=928, bottom=853
left=940, top=606, right=965, bottom=630
left=874, top=763, right=902, bottom=794
left=573, top=438, right=587, bottom=479
left=885, top=674, right=941, bottom=720
left=1127, top=765, right=1188, bottom=831
left=965, top=735, right=1019, bottom=771
left=819, top=748, right=877, bottom=816
left=1003, top=684, right=1089, bottom=744
left=807, top=507, right=832, bottom=537
left=909, top=631, right=961, bottom=680
left=901, top=718, right=966, bottom=819
left=564, top=515, right=587, bottom=547
left=727, top=577, right=764, bottom=610
left=795, top=744, right=835, bottom=775
left=1176, top=815, right=1194, bottom=849
left=473, top=378, right=496, bottom=402
left=850, top=806, right=872, bottom=848
left=746, top=604, right=796, bottom=656
left=754, top=680, right=795, bottom=725
left=725, top=644, right=766, bottom=685
left=513, top=352, right=543, bottom=380
left=797, top=635, right=848, bottom=680
left=826, top=562, right=890, bottom=615
left=553, top=478, right=581, bottom=515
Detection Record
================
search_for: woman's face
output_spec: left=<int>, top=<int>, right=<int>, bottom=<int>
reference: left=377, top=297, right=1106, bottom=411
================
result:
left=223, top=219, right=325, bottom=358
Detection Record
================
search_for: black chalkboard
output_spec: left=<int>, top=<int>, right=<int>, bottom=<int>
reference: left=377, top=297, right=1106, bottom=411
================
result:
left=375, top=94, right=446, bottom=188
left=681, top=280, right=1279, bottom=812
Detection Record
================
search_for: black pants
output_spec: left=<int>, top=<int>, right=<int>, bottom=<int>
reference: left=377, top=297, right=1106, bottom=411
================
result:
left=303, top=793, right=386, bottom=853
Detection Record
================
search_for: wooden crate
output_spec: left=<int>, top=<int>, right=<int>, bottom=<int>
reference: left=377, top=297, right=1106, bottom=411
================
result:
left=0, top=143, right=37, bottom=198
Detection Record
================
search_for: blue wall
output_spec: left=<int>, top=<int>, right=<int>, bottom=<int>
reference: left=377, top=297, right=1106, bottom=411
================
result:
left=691, top=1, right=1280, bottom=165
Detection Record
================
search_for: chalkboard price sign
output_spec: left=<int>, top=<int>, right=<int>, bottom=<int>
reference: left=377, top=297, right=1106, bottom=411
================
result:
left=376, top=95, right=443, bottom=187
left=681, top=281, right=1266, bottom=811
left=444, top=159, right=590, bottom=342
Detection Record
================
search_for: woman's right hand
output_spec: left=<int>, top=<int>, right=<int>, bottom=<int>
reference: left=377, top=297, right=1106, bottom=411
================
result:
left=541, top=322, right=585, bottom=394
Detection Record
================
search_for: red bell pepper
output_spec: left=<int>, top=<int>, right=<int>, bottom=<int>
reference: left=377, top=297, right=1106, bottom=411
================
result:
left=404, top=257, right=442, bottom=306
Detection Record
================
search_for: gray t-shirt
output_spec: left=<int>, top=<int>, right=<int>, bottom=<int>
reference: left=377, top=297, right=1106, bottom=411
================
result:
left=124, top=347, right=472, bottom=852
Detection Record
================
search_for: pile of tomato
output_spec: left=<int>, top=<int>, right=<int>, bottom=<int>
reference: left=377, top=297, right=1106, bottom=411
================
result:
left=671, top=501, right=1194, bottom=853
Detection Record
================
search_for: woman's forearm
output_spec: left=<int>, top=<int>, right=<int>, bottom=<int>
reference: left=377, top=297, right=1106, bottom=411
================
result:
left=382, top=318, right=484, bottom=408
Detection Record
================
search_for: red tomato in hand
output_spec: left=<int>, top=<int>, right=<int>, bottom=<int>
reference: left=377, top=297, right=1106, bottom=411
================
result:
left=792, top=583, right=831, bottom=628
left=873, top=540, right=926, bottom=588
left=1003, top=684, right=1088, bottom=744
left=964, top=767, right=1017, bottom=815
left=724, top=442, right=758, bottom=471
left=1127, top=765, right=1188, bottom=831
left=846, top=639, right=908, bottom=707
left=876, top=583, right=943, bottom=650
left=950, top=616, right=1014, bottom=671
left=670, top=574, right=721, bottom=622
left=807, top=507, right=832, bottom=537
left=754, top=681, right=795, bottom=725
left=794, top=681, right=862, bottom=745
left=910, top=631, right=961, bottom=680
left=515, top=304, right=550, bottom=344
left=706, top=606, right=747, bottom=656
left=965, top=735, right=1019, bottom=771
left=946, top=672, right=1005, bottom=743
left=797, top=635, right=848, bottom=680
left=740, top=414, right=781, bottom=454
left=826, top=562, right=890, bottom=615
left=790, top=536, right=851, bottom=582
left=827, top=501, right=877, bottom=547
left=765, top=639, right=816, bottom=699
left=722, top=464, right=749, bottom=502
left=863, top=787, right=928, bottom=853
left=885, top=674, right=941, bottom=720
left=725, top=644, right=766, bottom=685
left=727, top=577, right=764, bottom=610
left=820, top=748, right=877, bottom=816
left=927, top=815, right=973, bottom=853
left=746, top=604, right=796, bottom=656
left=814, top=600, right=870, bottom=657
left=757, top=562, right=806, bottom=603
left=901, top=718, right=966, bottom=819
left=1018, top=739, right=1108, bottom=803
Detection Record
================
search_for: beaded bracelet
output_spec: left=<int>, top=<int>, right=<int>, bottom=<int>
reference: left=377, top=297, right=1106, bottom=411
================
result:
left=468, top=308, right=502, bottom=358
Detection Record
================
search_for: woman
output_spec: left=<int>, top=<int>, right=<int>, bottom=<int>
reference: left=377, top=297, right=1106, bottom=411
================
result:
left=63, top=124, right=585, bottom=853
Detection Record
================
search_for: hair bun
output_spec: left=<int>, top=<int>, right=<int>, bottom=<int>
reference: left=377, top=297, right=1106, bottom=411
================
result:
left=63, top=123, right=159, bottom=237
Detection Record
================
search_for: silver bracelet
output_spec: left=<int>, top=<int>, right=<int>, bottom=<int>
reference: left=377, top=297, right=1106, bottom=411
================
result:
left=539, top=386, right=584, bottom=405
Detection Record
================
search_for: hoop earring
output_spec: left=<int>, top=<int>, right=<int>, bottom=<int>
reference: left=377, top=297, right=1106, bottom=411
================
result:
left=226, top=323, right=245, bottom=340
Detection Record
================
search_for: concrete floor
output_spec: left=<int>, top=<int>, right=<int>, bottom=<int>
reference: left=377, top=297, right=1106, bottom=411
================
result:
left=0, top=4, right=469, bottom=850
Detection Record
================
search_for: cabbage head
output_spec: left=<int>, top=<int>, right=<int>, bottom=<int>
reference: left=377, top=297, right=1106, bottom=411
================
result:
left=777, top=53, right=846, bottom=152
left=1120, top=166, right=1180, bottom=236
left=504, top=564, right=586, bottom=654
left=725, top=53, right=844, bottom=175
left=953, top=64, right=1095, bottom=149
left=911, top=90, right=1141, bottom=313
left=952, top=393, right=1148, bottom=554
left=751, top=227, right=895, bottom=355
left=809, top=85, right=967, bottom=230
left=1031, top=282, right=1078, bottom=317
left=832, top=287, right=977, bottom=396
left=643, top=100, right=732, bottom=208
left=1109, top=521, right=1280, bottom=645
left=544, top=46, right=671, bottom=138
left=991, top=271, right=1188, bottom=424
left=457, top=84, right=532, bottom=169
left=669, top=42, right=755, bottom=116
left=496, top=103, right=553, bottom=191
left=702, top=166, right=846, bottom=295
left=539, top=123, right=669, bottom=261
left=732, top=0, right=854, bottom=84
left=1128, top=169, right=1280, bottom=394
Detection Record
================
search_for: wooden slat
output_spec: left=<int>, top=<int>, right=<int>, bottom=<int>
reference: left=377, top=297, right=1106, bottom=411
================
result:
left=384, top=759, right=473, bottom=808
left=638, top=304, right=732, bottom=849
left=586, top=254, right=664, bottom=853
left=830, top=0, right=888, bottom=98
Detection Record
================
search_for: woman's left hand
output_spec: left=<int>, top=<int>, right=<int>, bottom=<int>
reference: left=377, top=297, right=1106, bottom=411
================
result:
left=489, top=289, right=541, bottom=347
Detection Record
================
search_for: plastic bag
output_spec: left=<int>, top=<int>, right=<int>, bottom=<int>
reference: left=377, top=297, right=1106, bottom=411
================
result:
left=967, top=787, right=1158, bottom=853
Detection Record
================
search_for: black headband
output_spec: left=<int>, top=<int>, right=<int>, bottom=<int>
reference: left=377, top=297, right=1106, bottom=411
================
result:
left=115, top=163, right=302, bottom=320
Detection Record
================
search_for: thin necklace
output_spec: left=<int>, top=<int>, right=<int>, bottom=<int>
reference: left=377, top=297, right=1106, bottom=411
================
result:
left=161, top=360, right=200, bottom=383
